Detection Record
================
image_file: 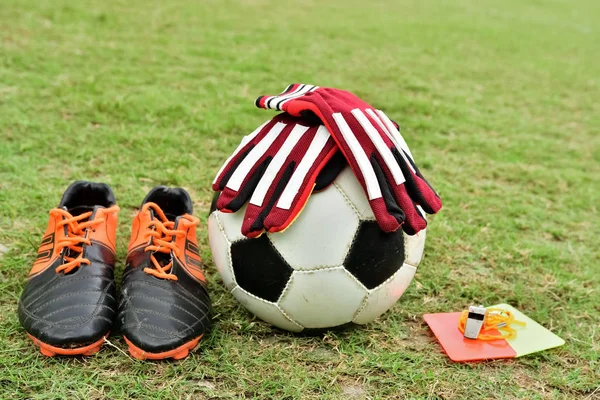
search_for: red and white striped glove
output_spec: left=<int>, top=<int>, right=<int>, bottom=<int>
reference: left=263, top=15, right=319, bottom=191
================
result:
left=256, top=84, right=442, bottom=235
left=212, top=113, right=338, bottom=238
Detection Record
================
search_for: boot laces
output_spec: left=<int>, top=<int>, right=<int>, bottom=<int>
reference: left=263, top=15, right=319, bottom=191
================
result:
left=51, top=205, right=120, bottom=274
left=141, top=202, right=199, bottom=281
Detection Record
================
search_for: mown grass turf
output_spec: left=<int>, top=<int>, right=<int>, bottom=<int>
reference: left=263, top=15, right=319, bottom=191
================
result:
left=1, top=0, right=599, bottom=398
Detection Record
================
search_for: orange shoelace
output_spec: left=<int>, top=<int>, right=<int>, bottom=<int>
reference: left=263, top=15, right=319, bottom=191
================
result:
left=458, top=307, right=526, bottom=341
left=141, top=202, right=199, bottom=281
left=51, top=205, right=120, bottom=274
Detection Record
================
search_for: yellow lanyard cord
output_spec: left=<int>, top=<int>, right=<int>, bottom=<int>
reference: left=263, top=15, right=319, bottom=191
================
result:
left=458, top=308, right=526, bottom=341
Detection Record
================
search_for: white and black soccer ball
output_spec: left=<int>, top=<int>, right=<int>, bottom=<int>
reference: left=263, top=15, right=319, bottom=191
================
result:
left=208, top=166, right=426, bottom=332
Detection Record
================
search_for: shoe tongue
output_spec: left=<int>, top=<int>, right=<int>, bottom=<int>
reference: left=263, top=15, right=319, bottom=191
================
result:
left=165, top=212, right=178, bottom=221
left=66, top=205, right=95, bottom=217
left=152, top=251, right=172, bottom=268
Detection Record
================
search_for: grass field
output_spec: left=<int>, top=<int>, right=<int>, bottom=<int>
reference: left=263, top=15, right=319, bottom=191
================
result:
left=1, top=0, right=599, bottom=398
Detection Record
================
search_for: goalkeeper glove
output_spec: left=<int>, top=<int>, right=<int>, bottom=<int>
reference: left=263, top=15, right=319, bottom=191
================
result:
left=256, top=84, right=442, bottom=234
left=212, top=113, right=339, bottom=238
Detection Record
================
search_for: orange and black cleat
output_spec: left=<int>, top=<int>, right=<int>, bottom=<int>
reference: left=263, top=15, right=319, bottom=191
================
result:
left=18, top=181, right=120, bottom=356
left=118, top=187, right=211, bottom=360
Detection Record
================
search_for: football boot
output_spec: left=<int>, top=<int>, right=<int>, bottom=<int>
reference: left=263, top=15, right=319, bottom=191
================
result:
left=118, top=186, right=211, bottom=360
left=18, top=181, right=120, bottom=356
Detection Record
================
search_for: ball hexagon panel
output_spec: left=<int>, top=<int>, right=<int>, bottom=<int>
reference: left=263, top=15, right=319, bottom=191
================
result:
left=332, top=167, right=374, bottom=220
left=352, top=263, right=417, bottom=324
left=344, top=221, right=405, bottom=289
left=403, top=229, right=426, bottom=267
left=207, top=213, right=237, bottom=291
left=230, top=235, right=293, bottom=302
left=231, top=286, right=303, bottom=332
left=279, top=266, right=367, bottom=328
left=268, top=185, right=360, bottom=271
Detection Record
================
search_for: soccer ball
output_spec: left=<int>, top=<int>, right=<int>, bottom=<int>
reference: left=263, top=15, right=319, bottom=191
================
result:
left=207, top=166, right=426, bottom=332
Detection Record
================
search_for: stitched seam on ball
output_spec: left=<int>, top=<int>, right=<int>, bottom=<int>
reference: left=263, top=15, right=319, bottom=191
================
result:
left=353, top=263, right=417, bottom=322
left=333, top=183, right=364, bottom=269
left=213, top=213, right=237, bottom=289
left=290, top=264, right=349, bottom=272
left=333, top=182, right=360, bottom=219
left=352, top=293, right=371, bottom=321
left=344, top=227, right=360, bottom=267
left=341, top=268, right=368, bottom=292
left=333, top=180, right=375, bottom=221
left=404, top=233, right=408, bottom=264
left=234, top=286, right=303, bottom=330
left=275, top=303, right=303, bottom=330
left=368, top=263, right=417, bottom=292
left=264, top=235, right=289, bottom=270
left=290, top=265, right=346, bottom=273
left=276, top=273, right=294, bottom=304
left=403, top=230, right=425, bottom=268
left=287, top=267, right=365, bottom=289
left=330, top=267, right=369, bottom=321
left=329, top=186, right=368, bottom=268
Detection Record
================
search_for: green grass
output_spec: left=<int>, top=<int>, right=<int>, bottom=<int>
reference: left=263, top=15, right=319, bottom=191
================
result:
left=1, top=0, right=599, bottom=398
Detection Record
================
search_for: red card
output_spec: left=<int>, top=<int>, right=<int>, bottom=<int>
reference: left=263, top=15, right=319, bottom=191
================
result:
left=424, top=312, right=516, bottom=362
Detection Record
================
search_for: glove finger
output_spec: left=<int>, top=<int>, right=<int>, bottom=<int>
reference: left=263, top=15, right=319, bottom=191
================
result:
left=216, top=157, right=271, bottom=212
left=242, top=120, right=336, bottom=235
left=325, top=110, right=403, bottom=232
left=216, top=120, right=291, bottom=211
left=212, top=120, right=272, bottom=190
left=368, top=155, right=405, bottom=232
left=370, top=109, right=416, bottom=161
left=213, top=146, right=254, bottom=192
left=371, top=153, right=428, bottom=235
left=392, top=147, right=442, bottom=215
left=392, top=184, right=428, bottom=235
left=254, top=83, right=297, bottom=110
left=239, top=122, right=316, bottom=236
left=256, top=84, right=319, bottom=112
left=313, top=151, right=347, bottom=191
left=264, top=149, right=339, bottom=234
left=365, top=108, right=441, bottom=215
left=330, top=108, right=426, bottom=233
left=242, top=162, right=296, bottom=238
left=262, top=125, right=339, bottom=232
